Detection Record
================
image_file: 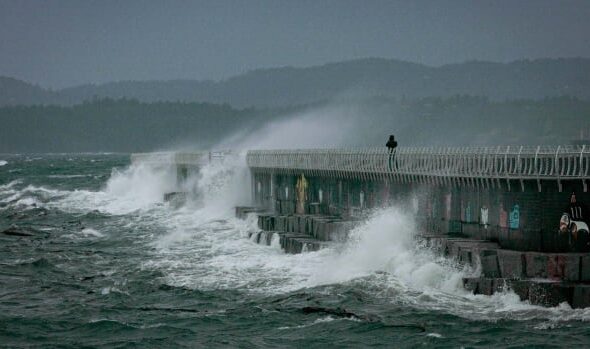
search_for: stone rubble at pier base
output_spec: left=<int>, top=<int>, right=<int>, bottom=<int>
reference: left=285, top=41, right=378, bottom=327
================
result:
left=237, top=207, right=590, bottom=308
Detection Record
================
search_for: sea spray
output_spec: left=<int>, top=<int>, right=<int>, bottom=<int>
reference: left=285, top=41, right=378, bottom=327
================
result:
left=104, top=162, right=177, bottom=209
left=4, top=152, right=590, bottom=345
left=308, top=207, right=463, bottom=292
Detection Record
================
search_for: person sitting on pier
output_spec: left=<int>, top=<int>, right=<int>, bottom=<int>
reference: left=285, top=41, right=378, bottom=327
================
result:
left=386, top=135, right=398, bottom=171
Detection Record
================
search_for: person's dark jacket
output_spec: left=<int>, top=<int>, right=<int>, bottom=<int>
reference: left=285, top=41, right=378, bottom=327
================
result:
left=386, top=139, right=397, bottom=151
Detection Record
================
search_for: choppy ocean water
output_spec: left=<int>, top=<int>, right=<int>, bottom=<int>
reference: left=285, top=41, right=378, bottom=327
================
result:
left=1, top=153, right=590, bottom=348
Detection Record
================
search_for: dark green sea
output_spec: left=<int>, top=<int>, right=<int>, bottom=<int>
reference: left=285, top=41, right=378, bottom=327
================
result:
left=1, top=154, right=590, bottom=348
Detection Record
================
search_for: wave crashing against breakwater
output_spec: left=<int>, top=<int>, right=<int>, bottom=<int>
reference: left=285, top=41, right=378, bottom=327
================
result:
left=2, top=154, right=590, bottom=347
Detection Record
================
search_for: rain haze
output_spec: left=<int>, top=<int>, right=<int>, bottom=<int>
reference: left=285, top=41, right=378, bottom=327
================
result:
left=0, top=0, right=589, bottom=87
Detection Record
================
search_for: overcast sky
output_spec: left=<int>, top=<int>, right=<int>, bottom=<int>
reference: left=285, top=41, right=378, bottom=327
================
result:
left=1, top=0, right=589, bottom=88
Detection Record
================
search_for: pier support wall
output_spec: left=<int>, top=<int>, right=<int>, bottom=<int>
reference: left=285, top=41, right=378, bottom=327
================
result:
left=252, top=171, right=590, bottom=253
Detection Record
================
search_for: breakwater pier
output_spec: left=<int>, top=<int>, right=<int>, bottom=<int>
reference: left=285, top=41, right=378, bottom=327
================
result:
left=136, top=145, right=590, bottom=307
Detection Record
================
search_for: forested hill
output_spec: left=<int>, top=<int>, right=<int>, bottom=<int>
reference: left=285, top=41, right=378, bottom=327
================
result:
left=2, top=58, right=590, bottom=108
left=0, top=98, right=262, bottom=153
left=1, top=96, right=588, bottom=153
left=0, top=77, right=60, bottom=106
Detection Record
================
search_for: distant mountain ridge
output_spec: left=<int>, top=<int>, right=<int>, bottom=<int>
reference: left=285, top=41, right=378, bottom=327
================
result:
left=2, top=57, right=590, bottom=107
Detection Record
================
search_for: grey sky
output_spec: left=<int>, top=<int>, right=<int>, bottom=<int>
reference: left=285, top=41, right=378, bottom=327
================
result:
left=1, top=0, right=589, bottom=88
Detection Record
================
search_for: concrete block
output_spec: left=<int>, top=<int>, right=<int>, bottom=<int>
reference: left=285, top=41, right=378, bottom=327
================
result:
left=528, top=282, right=573, bottom=307
left=287, top=216, right=296, bottom=232
left=315, top=221, right=327, bottom=240
left=478, top=250, right=501, bottom=278
left=459, top=249, right=473, bottom=266
left=580, top=255, right=590, bottom=281
left=295, top=216, right=303, bottom=233
left=478, top=278, right=494, bottom=295
left=448, top=241, right=462, bottom=259
left=309, top=203, right=321, bottom=215
left=497, top=250, right=524, bottom=279
left=279, top=233, right=310, bottom=254
left=328, top=221, right=348, bottom=242
left=547, top=254, right=581, bottom=281
left=572, top=285, right=590, bottom=308
left=275, top=216, right=286, bottom=231
left=508, top=280, right=530, bottom=301
left=524, top=252, right=548, bottom=278
left=305, top=216, right=314, bottom=234
left=492, top=278, right=508, bottom=293
left=428, top=238, right=444, bottom=253
left=462, top=278, right=479, bottom=294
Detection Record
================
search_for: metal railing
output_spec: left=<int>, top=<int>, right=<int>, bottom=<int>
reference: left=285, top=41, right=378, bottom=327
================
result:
left=247, top=145, right=590, bottom=183
left=130, top=151, right=229, bottom=166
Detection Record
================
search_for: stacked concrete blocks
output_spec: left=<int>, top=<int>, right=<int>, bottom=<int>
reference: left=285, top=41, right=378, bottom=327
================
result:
left=248, top=212, right=357, bottom=254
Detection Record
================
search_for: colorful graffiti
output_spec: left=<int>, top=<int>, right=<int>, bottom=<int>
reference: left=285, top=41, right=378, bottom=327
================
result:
left=465, top=202, right=472, bottom=222
left=509, top=204, right=520, bottom=229
left=480, top=206, right=489, bottom=228
left=296, top=174, right=308, bottom=214
left=560, top=192, right=589, bottom=237
left=445, top=193, right=452, bottom=220
left=499, top=203, right=508, bottom=228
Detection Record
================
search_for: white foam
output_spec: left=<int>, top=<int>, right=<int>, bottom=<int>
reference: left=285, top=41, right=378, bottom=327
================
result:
left=12, top=150, right=590, bottom=324
left=0, top=180, right=21, bottom=191
left=40, top=161, right=179, bottom=215
left=0, top=160, right=7, bottom=166
left=80, top=228, right=105, bottom=238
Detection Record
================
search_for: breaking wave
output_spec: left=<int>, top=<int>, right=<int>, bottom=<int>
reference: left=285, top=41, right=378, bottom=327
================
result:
left=3, top=154, right=590, bottom=325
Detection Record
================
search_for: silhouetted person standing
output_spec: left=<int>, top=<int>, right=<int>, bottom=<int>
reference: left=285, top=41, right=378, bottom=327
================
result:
left=386, top=135, right=397, bottom=153
left=386, top=135, right=398, bottom=171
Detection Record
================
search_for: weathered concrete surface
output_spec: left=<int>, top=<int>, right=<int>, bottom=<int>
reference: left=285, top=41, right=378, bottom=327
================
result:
left=239, top=208, right=590, bottom=307
left=235, top=206, right=267, bottom=220
left=243, top=211, right=351, bottom=254
left=461, top=277, right=579, bottom=307
left=163, top=191, right=187, bottom=207
left=423, top=234, right=590, bottom=307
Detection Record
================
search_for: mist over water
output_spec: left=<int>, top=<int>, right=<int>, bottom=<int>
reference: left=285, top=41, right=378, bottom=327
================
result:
left=217, top=104, right=373, bottom=150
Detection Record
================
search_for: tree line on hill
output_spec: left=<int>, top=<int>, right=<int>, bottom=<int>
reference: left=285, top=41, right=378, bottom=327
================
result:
left=0, top=95, right=588, bottom=153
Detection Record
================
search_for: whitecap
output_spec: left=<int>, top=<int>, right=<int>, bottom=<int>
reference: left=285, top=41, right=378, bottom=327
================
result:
left=80, top=228, right=104, bottom=238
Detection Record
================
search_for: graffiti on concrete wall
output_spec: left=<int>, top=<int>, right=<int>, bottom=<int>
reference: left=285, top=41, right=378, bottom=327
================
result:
left=509, top=204, right=520, bottom=229
left=464, top=202, right=472, bottom=222
left=499, top=203, right=508, bottom=228
left=480, top=206, right=489, bottom=228
left=560, top=192, right=589, bottom=239
left=296, top=174, right=308, bottom=214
